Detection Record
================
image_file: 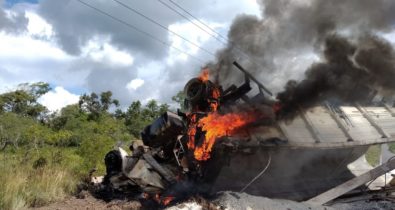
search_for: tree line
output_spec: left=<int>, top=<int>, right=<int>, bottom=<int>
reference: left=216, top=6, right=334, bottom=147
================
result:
left=0, top=82, right=174, bottom=173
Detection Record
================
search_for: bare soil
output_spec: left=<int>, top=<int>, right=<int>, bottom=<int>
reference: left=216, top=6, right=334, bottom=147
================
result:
left=31, top=192, right=142, bottom=210
left=30, top=190, right=395, bottom=210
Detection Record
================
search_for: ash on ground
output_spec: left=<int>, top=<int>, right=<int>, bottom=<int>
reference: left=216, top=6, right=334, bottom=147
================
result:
left=167, top=191, right=333, bottom=210
left=31, top=190, right=395, bottom=210
left=167, top=191, right=395, bottom=210
left=210, top=191, right=332, bottom=210
left=331, top=200, right=395, bottom=210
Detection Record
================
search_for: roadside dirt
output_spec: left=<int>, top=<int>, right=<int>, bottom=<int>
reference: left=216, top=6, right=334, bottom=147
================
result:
left=29, top=190, right=220, bottom=210
left=30, top=190, right=395, bottom=210
left=31, top=192, right=142, bottom=210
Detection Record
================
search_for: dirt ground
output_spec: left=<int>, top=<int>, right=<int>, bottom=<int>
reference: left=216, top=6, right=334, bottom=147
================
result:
left=30, top=191, right=395, bottom=210
left=31, top=192, right=142, bottom=210
left=30, top=191, right=330, bottom=210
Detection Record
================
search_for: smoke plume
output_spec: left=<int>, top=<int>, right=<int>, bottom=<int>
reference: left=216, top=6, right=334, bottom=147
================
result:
left=208, top=0, right=395, bottom=118
left=277, top=34, right=395, bottom=118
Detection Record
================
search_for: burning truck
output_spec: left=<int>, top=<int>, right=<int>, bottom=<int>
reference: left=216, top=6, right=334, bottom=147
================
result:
left=97, top=62, right=395, bottom=206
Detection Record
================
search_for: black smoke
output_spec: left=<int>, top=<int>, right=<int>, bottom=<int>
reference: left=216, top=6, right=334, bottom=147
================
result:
left=207, top=0, right=395, bottom=119
left=277, top=34, right=395, bottom=119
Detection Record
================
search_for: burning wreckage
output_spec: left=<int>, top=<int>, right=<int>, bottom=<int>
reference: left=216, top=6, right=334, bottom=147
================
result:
left=96, top=62, right=395, bottom=206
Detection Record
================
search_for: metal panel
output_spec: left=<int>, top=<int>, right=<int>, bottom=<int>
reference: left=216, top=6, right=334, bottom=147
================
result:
left=306, top=106, right=348, bottom=143
left=364, top=107, right=395, bottom=137
left=340, top=106, right=382, bottom=142
left=278, top=116, right=316, bottom=144
left=271, top=105, right=395, bottom=148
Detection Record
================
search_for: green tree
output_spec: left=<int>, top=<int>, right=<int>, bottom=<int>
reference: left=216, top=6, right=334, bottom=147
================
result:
left=76, top=113, right=131, bottom=173
left=142, top=100, right=159, bottom=120
left=172, top=91, right=186, bottom=111
left=100, top=91, right=119, bottom=111
left=0, top=112, right=38, bottom=149
left=125, top=101, right=145, bottom=138
left=124, top=100, right=169, bottom=138
left=79, top=134, right=114, bottom=173
left=0, top=82, right=51, bottom=118
left=27, top=82, right=51, bottom=99
left=50, top=104, right=86, bottom=131
left=24, top=122, right=53, bottom=148
left=113, top=108, right=125, bottom=119
left=159, top=103, right=170, bottom=114
left=78, top=91, right=119, bottom=121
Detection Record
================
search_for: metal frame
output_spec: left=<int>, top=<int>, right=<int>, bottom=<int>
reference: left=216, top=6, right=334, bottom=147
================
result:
left=355, top=104, right=390, bottom=138
left=325, top=103, right=354, bottom=142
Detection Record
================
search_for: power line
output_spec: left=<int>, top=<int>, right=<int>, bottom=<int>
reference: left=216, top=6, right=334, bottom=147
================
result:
left=112, top=0, right=269, bottom=78
left=167, top=0, right=229, bottom=43
left=165, top=0, right=254, bottom=55
left=157, top=0, right=227, bottom=45
left=74, top=0, right=206, bottom=65
left=111, top=0, right=215, bottom=57
left=164, top=0, right=270, bottom=81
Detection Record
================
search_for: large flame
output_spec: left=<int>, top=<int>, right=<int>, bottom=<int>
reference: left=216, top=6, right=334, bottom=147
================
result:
left=193, top=112, right=258, bottom=161
left=188, top=68, right=262, bottom=161
left=187, top=114, right=198, bottom=150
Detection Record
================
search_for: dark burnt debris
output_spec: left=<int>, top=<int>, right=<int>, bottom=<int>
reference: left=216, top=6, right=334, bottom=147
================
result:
left=87, top=60, right=395, bottom=209
left=90, top=62, right=279, bottom=208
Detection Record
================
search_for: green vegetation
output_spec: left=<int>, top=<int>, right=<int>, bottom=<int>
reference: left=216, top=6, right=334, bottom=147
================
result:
left=0, top=147, right=79, bottom=210
left=0, top=82, right=173, bottom=209
left=365, top=145, right=381, bottom=166
left=171, top=91, right=186, bottom=112
left=388, top=143, right=395, bottom=154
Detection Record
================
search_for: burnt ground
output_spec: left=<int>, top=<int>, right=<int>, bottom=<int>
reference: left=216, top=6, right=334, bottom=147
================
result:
left=30, top=190, right=395, bottom=210
left=30, top=191, right=218, bottom=210
left=29, top=191, right=326, bottom=210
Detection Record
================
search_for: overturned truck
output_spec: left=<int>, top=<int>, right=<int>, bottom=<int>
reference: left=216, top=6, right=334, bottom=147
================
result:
left=100, top=62, right=395, bottom=204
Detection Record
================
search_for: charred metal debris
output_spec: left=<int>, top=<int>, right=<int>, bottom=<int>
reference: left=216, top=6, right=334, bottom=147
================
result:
left=92, top=62, right=279, bottom=206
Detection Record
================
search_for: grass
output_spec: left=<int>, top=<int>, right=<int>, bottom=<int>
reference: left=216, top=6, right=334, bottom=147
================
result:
left=0, top=135, right=123, bottom=210
left=0, top=164, right=77, bottom=209
left=388, top=143, right=395, bottom=154
left=0, top=147, right=82, bottom=210
left=365, top=145, right=381, bottom=167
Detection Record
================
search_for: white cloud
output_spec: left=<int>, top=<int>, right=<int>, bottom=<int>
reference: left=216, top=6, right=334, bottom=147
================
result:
left=0, top=0, right=264, bottom=108
left=81, top=38, right=135, bottom=67
left=38, top=86, right=80, bottom=112
left=26, top=11, right=54, bottom=37
left=167, top=20, right=225, bottom=64
left=381, top=30, right=395, bottom=44
left=0, top=30, right=81, bottom=89
left=126, top=78, right=145, bottom=91
left=0, top=31, right=70, bottom=61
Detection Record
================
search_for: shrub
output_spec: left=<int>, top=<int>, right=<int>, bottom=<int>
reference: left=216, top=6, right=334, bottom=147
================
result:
left=0, top=148, right=79, bottom=209
left=365, top=145, right=381, bottom=166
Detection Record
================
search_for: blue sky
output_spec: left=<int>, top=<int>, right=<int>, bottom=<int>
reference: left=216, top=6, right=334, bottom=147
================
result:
left=4, top=0, right=38, bottom=7
left=0, top=0, right=261, bottom=111
left=1, top=0, right=395, bottom=112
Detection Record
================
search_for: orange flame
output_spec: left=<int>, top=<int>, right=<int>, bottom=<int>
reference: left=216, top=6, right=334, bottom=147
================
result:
left=162, top=196, right=175, bottom=206
left=193, top=112, right=258, bottom=161
left=187, top=114, right=198, bottom=150
left=209, top=87, right=221, bottom=111
left=148, top=193, right=175, bottom=206
left=198, top=68, right=209, bottom=82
